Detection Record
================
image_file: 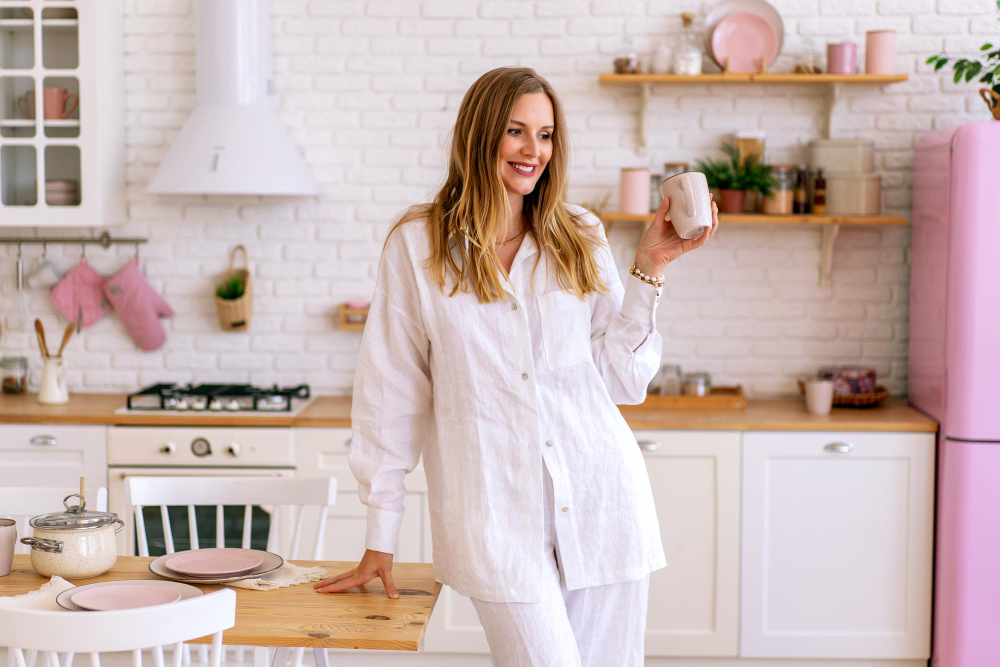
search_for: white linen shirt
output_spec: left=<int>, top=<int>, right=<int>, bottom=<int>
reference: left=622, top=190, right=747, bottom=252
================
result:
left=349, top=203, right=668, bottom=603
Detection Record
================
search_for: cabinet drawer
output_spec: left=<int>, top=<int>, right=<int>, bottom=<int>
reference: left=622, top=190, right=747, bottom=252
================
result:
left=0, top=424, right=107, bottom=487
left=295, top=427, right=427, bottom=492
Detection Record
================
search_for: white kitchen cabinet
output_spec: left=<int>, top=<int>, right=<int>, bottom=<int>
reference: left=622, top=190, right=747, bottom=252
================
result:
left=0, top=423, right=107, bottom=488
left=740, top=431, right=935, bottom=659
left=637, top=430, right=741, bottom=657
left=294, top=427, right=426, bottom=563
left=0, top=0, right=124, bottom=226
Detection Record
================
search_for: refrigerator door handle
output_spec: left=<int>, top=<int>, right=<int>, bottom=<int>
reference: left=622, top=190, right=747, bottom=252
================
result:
left=823, top=442, right=854, bottom=453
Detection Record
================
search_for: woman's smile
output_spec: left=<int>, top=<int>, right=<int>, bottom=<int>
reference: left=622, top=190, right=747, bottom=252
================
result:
left=508, top=161, right=537, bottom=177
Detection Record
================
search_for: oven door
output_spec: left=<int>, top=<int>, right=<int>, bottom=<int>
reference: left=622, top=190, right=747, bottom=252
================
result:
left=108, top=467, right=294, bottom=556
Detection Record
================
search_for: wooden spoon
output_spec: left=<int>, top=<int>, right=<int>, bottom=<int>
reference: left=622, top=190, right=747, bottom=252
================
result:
left=56, top=321, right=75, bottom=357
left=34, top=319, right=50, bottom=358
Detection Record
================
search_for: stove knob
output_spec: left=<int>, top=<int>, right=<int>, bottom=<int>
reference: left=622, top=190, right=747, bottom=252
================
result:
left=226, top=442, right=241, bottom=457
left=209, top=399, right=223, bottom=411
left=226, top=399, right=241, bottom=411
left=176, top=399, right=189, bottom=411
left=191, top=437, right=211, bottom=457
left=159, top=442, right=177, bottom=455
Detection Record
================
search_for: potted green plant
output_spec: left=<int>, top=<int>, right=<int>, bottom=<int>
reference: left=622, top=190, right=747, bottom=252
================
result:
left=927, top=3, right=1000, bottom=119
left=695, top=143, right=777, bottom=214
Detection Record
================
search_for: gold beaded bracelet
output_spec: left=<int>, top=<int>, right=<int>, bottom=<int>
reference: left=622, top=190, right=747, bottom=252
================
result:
left=629, top=263, right=664, bottom=289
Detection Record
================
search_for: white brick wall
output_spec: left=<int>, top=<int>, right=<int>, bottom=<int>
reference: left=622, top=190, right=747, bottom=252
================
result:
left=3, top=0, right=994, bottom=397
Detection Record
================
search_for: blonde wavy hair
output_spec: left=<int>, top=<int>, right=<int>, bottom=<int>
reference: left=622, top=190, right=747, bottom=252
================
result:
left=386, top=66, right=609, bottom=303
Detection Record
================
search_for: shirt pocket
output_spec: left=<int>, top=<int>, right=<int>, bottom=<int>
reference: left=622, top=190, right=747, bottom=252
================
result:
left=537, top=289, right=593, bottom=370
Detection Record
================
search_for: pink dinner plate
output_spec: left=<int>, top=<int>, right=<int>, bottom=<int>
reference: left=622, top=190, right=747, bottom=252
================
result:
left=711, top=12, right=779, bottom=73
left=71, top=584, right=182, bottom=611
left=163, top=548, right=264, bottom=577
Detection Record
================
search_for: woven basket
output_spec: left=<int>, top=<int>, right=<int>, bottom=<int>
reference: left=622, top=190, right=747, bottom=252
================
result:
left=215, top=245, right=253, bottom=332
left=980, top=88, right=1000, bottom=120
left=797, top=380, right=889, bottom=409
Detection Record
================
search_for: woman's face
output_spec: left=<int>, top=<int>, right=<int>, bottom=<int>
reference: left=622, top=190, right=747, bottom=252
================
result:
left=498, top=92, right=554, bottom=197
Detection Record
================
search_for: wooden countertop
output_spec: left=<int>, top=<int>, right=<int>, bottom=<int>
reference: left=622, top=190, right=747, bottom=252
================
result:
left=0, top=393, right=937, bottom=432
left=0, top=555, right=439, bottom=651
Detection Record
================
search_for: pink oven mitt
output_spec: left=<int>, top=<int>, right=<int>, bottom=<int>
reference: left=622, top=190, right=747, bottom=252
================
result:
left=102, top=259, right=174, bottom=351
left=50, top=259, right=112, bottom=327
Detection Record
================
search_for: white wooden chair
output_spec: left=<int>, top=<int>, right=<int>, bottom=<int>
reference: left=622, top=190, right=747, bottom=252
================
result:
left=0, top=487, right=108, bottom=555
left=0, top=588, right=235, bottom=667
left=124, top=476, right=338, bottom=667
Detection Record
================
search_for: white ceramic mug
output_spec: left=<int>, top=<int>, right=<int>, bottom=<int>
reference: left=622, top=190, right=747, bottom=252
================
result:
left=26, top=257, right=63, bottom=289
left=38, top=356, right=69, bottom=405
left=0, top=519, right=15, bottom=577
left=804, top=378, right=835, bottom=416
left=660, top=171, right=712, bottom=240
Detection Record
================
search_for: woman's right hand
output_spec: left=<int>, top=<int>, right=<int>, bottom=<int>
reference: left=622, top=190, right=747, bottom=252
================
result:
left=313, top=548, right=399, bottom=599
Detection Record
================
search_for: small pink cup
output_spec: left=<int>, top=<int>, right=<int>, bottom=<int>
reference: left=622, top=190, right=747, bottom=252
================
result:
left=0, top=519, right=15, bottom=577
left=865, top=30, right=896, bottom=74
left=43, top=87, right=78, bottom=120
left=619, top=168, right=651, bottom=215
left=826, top=42, right=857, bottom=75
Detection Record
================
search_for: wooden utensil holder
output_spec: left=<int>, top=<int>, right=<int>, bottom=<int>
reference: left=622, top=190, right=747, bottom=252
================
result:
left=215, top=245, right=253, bottom=332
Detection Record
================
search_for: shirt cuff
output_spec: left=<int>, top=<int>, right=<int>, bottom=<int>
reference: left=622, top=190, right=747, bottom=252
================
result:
left=619, top=274, right=661, bottom=327
left=365, top=506, right=403, bottom=554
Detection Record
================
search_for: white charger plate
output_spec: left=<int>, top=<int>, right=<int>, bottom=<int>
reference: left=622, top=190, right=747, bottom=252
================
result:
left=150, top=549, right=283, bottom=584
left=56, top=579, right=202, bottom=612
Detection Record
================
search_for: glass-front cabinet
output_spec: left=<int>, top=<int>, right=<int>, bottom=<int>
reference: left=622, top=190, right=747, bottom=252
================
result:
left=0, top=0, right=123, bottom=226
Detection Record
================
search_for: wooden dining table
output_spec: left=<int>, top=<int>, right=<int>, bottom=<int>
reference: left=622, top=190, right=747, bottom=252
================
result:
left=0, top=555, right=441, bottom=652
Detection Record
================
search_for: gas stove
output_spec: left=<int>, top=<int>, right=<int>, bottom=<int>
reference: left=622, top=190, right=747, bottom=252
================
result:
left=124, top=383, right=312, bottom=414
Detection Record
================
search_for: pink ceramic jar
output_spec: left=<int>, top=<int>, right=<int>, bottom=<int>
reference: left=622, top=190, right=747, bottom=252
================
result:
left=619, top=168, right=651, bottom=215
left=826, top=42, right=857, bottom=74
left=865, top=30, right=896, bottom=74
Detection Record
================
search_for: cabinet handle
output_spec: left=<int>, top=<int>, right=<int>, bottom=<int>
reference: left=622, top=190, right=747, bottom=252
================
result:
left=637, top=440, right=661, bottom=452
left=30, top=435, right=58, bottom=446
left=824, top=442, right=854, bottom=454
left=344, top=437, right=352, bottom=448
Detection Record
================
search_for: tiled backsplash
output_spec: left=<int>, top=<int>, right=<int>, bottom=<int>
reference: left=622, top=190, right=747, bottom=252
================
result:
left=0, top=0, right=992, bottom=397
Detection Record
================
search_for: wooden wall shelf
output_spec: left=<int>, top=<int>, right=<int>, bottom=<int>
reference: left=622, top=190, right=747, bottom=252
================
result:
left=598, top=73, right=909, bottom=152
left=600, top=212, right=908, bottom=288
left=336, top=304, right=369, bottom=331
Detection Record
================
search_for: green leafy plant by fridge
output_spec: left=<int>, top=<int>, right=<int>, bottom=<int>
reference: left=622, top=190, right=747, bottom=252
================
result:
left=927, top=0, right=1000, bottom=111
left=216, top=274, right=246, bottom=300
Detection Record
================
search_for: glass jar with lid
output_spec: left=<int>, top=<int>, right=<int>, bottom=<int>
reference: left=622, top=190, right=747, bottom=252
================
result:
left=672, top=13, right=703, bottom=75
left=762, top=164, right=797, bottom=215
left=614, top=36, right=640, bottom=74
left=682, top=372, right=712, bottom=397
left=1, top=355, right=28, bottom=394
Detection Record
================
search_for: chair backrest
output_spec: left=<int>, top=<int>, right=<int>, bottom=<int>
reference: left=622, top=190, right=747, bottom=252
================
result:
left=124, top=476, right=337, bottom=559
left=0, top=589, right=235, bottom=665
left=0, top=487, right=108, bottom=555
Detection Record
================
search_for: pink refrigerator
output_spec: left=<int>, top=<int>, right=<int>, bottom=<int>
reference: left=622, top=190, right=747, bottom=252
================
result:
left=910, top=121, right=1000, bottom=666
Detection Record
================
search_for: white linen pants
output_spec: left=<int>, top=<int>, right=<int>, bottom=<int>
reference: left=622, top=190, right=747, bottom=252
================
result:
left=470, top=459, right=650, bottom=667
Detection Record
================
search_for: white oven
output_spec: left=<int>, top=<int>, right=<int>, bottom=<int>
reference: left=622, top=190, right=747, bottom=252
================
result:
left=107, top=426, right=296, bottom=555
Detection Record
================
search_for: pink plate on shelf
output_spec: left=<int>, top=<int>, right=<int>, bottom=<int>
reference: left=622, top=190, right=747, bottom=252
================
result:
left=70, top=584, right=182, bottom=611
left=711, top=12, right=779, bottom=73
left=163, top=548, right=264, bottom=577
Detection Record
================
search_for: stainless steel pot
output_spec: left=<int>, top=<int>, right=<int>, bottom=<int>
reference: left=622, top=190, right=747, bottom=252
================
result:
left=20, top=494, right=124, bottom=579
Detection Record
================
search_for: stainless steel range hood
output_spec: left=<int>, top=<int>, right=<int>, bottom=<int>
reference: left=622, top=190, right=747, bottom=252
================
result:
left=146, top=0, right=318, bottom=196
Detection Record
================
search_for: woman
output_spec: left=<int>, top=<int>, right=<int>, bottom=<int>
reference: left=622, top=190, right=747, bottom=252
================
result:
left=314, top=66, right=718, bottom=666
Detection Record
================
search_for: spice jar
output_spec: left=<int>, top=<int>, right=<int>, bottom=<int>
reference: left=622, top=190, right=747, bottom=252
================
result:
left=614, top=36, right=640, bottom=74
left=672, top=13, right=703, bottom=75
left=1, top=356, right=28, bottom=394
left=657, top=364, right=683, bottom=396
left=682, top=372, right=712, bottom=397
left=763, top=164, right=797, bottom=215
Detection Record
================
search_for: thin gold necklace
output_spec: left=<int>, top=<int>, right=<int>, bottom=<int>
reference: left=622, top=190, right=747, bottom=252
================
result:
left=496, top=226, right=528, bottom=246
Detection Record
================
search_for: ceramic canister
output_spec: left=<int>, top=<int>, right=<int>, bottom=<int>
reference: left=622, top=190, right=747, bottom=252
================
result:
left=827, top=42, right=857, bottom=74
left=0, top=519, right=15, bottom=577
left=619, top=168, right=652, bottom=215
left=865, top=30, right=896, bottom=74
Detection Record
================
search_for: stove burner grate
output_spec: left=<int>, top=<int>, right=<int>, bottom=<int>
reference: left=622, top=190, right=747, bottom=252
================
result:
left=126, top=383, right=311, bottom=412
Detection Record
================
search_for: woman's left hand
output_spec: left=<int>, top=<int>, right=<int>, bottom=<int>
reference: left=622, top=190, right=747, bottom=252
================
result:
left=634, top=193, right=719, bottom=276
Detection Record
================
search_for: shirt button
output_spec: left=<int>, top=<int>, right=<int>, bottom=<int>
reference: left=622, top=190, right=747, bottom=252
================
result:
left=521, top=372, right=528, bottom=380
left=545, top=440, right=553, bottom=447
left=562, top=507, right=569, bottom=513
left=511, top=303, right=518, bottom=310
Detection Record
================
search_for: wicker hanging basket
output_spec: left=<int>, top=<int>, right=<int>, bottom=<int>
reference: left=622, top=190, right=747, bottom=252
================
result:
left=980, top=88, right=1000, bottom=120
left=214, top=245, right=253, bottom=332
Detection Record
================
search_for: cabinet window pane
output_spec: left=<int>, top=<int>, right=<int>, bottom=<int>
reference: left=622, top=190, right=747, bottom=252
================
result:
left=42, top=7, right=77, bottom=69
left=0, top=7, right=35, bottom=69
left=1, top=145, right=37, bottom=206
left=0, top=75, right=35, bottom=137
left=44, top=145, right=80, bottom=206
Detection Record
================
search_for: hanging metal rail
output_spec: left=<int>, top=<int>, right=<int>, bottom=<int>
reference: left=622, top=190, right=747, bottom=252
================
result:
left=0, top=231, right=147, bottom=249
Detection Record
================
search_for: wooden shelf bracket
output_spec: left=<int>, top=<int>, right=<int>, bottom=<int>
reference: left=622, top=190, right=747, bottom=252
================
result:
left=824, top=82, right=842, bottom=140
left=637, top=82, right=651, bottom=154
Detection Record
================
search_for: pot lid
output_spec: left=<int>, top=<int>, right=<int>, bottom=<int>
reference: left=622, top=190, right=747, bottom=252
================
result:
left=29, top=494, right=120, bottom=530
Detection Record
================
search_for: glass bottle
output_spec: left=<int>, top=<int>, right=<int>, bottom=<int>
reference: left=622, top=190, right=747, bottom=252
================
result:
left=812, top=168, right=827, bottom=215
left=672, top=13, right=703, bottom=75
left=763, top=164, right=797, bottom=215
left=793, top=168, right=808, bottom=214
